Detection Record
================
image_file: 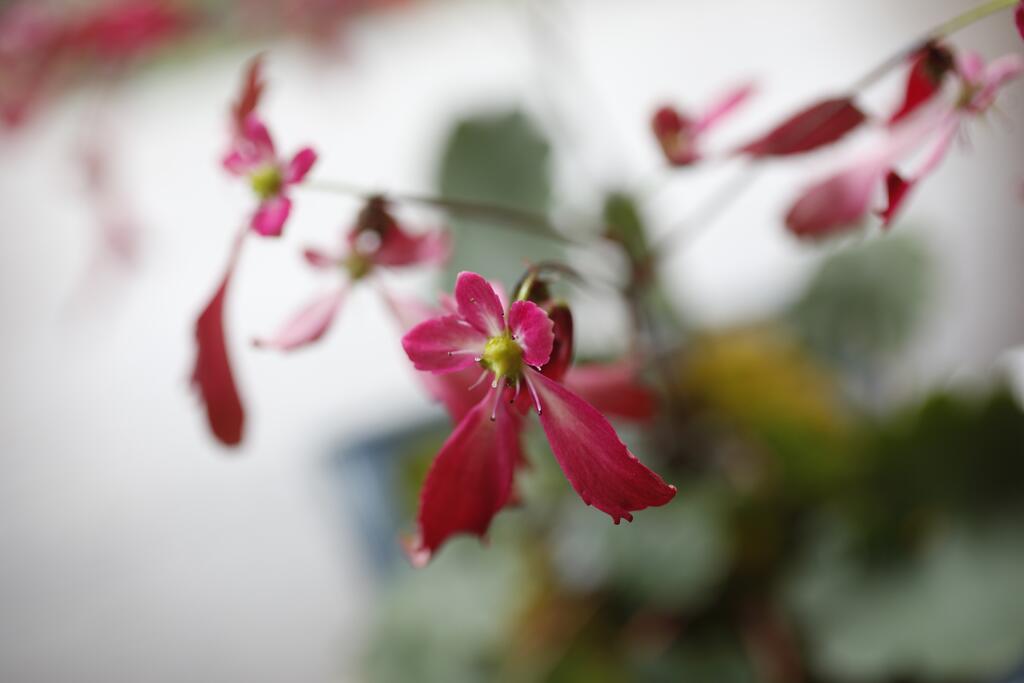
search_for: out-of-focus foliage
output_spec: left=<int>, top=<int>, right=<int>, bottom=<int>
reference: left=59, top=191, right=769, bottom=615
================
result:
left=437, top=109, right=554, bottom=287
left=789, top=235, right=931, bottom=372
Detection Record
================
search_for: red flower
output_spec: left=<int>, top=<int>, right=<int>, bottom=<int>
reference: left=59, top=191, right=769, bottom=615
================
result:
left=401, top=272, right=676, bottom=565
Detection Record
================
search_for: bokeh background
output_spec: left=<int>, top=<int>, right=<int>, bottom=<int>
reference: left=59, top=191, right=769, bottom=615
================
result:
left=1, top=0, right=1023, bottom=681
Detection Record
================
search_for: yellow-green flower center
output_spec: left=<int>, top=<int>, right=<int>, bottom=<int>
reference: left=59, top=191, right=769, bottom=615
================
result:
left=344, top=252, right=373, bottom=281
left=250, top=165, right=282, bottom=200
left=481, top=333, right=523, bottom=380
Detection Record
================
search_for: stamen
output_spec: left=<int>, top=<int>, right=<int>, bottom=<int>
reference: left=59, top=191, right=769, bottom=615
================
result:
left=446, top=349, right=480, bottom=357
left=467, top=370, right=490, bottom=392
left=489, top=383, right=504, bottom=421
left=510, top=377, right=522, bottom=403
left=522, top=372, right=543, bottom=415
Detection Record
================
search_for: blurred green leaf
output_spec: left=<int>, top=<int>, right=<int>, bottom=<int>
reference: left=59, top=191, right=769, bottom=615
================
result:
left=437, top=109, right=554, bottom=287
left=787, top=516, right=1024, bottom=682
left=789, top=235, right=930, bottom=370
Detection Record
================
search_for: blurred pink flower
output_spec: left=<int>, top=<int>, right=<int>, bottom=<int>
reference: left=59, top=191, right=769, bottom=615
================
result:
left=222, top=113, right=318, bottom=237
left=254, top=197, right=449, bottom=351
left=401, top=272, right=676, bottom=565
left=652, top=84, right=753, bottom=166
left=786, top=51, right=1024, bottom=238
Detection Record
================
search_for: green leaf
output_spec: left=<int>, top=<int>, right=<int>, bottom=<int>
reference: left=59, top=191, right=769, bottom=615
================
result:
left=436, top=109, right=554, bottom=287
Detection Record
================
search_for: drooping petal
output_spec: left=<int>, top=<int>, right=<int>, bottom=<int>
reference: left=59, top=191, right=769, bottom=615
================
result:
left=410, top=393, right=521, bottom=566
left=739, top=97, right=867, bottom=157
left=253, top=287, right=345, bottom=351
left=402, top=315, right=488, bottom=373
left=191, top=232, right=246, bottom=446
left=888, top=42, right=954, bottom=125
left=250, top=195, right=291, bottom=237
left=877, top=116, right=958, bottom=227
left=508, top=300, right=554, bottom=368
left=529, top=370, right=676, bottom=523
left=284, top=147, right=317, bottom=185
left=455, top=271, right=506, bottom=337
left=694, top=82, right=755, bottom=133
left=785, top=163, right=885, bottom=238
left=564, top=360, right=657, bottom=421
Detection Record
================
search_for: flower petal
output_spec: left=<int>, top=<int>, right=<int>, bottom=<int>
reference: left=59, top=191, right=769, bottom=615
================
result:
left=529, top=370, right=676, bottom=523
left=191, top=232, right=246, bottom=446
left=651, top=105, right=699, bottom=166
left=1016, top=1, right=1023, bottom=43
left=455, top=271, right=506, bottom=336
left=373, top=227, right=450, bottom=268
left=508, top=300, right=554, bottom=368
left=564, top=360, right=657, bottom=421
left=694, top=82, right=755, bottom=133
left=410, top=393, right=521, bottom=566
left=241, top=113, right=275, bottom=159
left=402, top=314, right=488, bottom=373
left=251, top=195, right=291, bottom=237
left=877, top=118, right=957, bottom=227
left=284, top=147, right=317, bottom=185
left=303, top=246, right=343, bottom=270
left=232, top=55, right=265, bottom=134
left=222, top=149, right=255, bottom=176
left=253, top=287, right=345, bottom=351
left=739, top=97, right=867, bottom=158
left=888, top=43, right=954, bottom=125
left=785, top=163, right=884, bottom=238
left=541, top=303, right=574, bottom=382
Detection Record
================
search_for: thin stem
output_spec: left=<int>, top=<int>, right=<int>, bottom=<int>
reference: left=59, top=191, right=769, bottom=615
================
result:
left=655, top=0, right=1018, bottom=257
left=302, top=179, right=576, bottom=244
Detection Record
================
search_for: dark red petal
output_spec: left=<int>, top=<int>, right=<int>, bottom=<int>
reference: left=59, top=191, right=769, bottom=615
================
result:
left=191, top=232, right=246, bottom=446
left=888, top=43, right=954, bottom=125
left=411, top=393, right=521, bottom=565
left=541, top=304, right=574, bottom=382
left=232, top=54, right=265, bottom=134
left=530, top=370, right=676, bottom=523
left=739, top=97, right=867, bottom=158
left=564, top=361, right=657, bottom=421
left=877, top=170, right=913, bottom=227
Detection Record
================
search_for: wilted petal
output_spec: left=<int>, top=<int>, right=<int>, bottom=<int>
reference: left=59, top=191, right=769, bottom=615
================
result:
left=251, top=195, right=291, bottom=237
left=541, top=304, right=574, bottom=382
left=529, top=370, right=676, bottom=523
left=191, top=233, right=246, bottom=446
left=253, top=287, right=345, bottom=351
left=402, top=315, right=488, bottom=373
left=739, top=97, right=867, bottom=157
left=410, top=394, right=521, bottom=565
left=284, top=147, right=317, bottom=185
left=565, top=360, right=657, bottom=421
left=508, top=300, right=554, bottom=368
left=455, top=271, right=506, bottom=336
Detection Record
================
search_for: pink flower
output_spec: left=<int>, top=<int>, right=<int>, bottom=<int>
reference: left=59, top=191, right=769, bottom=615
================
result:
left=652, top=83, right=753, bottom=166
left=786, top=51, right=1024, bottom=238
left=401, top=272, right=676, bottom=565
left=222, top=113, right=317, bottom=237
left=254, top=196, right=449, bottom=351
